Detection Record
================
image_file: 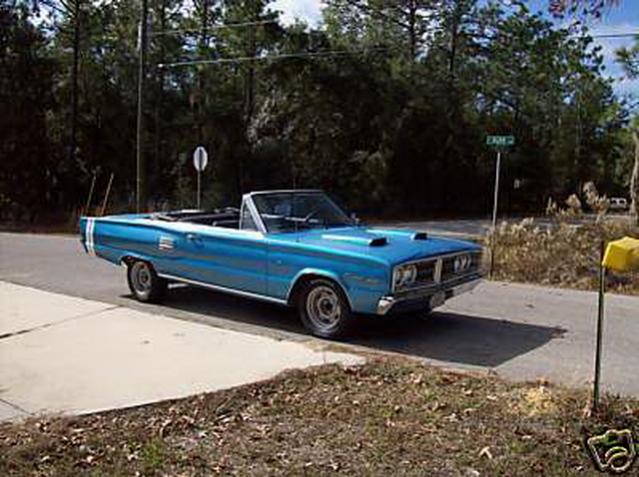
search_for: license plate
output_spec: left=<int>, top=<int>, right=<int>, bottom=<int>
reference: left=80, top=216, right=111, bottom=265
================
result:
left=429, top=291, right=446, bottom=309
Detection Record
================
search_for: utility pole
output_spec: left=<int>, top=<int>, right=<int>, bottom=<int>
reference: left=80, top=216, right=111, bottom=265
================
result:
left=136, top=0, right=149, bottom=212
left=69, top=0, right=81, bottom=170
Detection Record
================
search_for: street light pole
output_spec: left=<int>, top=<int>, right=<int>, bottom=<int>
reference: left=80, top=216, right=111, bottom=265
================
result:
left=69, top=0, right=81, bottom=173
left=136, top=0, right=148, bottom=213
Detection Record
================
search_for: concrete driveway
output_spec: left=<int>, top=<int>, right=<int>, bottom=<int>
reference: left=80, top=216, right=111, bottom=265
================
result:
left=0, top=281, right=361, bottom=421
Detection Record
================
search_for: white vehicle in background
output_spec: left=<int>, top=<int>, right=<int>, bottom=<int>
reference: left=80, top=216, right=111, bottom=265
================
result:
left=609, top=197, right=629, bottom=212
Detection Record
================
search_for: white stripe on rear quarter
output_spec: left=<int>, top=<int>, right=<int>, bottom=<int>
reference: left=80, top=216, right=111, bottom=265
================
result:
left=85, top=218, right=91, bottom=255
left=86, top=218, right=95, bottom=256
left=90, top=218, right=96, bottom=255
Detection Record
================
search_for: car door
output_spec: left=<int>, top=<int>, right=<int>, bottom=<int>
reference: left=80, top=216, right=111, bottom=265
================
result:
left=171, top=204, right=268, bottom=295
left=169, top=226, right=265, bottom=295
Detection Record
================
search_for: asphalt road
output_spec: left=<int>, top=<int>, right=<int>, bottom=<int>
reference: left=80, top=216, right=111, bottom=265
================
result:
left=1, top=232, right=638, bottom=397
left=389, top=213, right=633, bottom=238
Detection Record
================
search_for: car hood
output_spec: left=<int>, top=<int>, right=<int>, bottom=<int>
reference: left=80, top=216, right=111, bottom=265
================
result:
left=270, top=226, right=481, bottom=266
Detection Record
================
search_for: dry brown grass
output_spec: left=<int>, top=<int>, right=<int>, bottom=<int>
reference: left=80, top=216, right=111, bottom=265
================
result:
left=489, top=217, right=639, bottom=295
left=1, top=359, right=638, bottom=476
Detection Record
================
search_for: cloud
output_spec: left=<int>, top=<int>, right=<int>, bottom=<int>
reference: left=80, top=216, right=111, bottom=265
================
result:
left=271, top=0, right=324, bottom=26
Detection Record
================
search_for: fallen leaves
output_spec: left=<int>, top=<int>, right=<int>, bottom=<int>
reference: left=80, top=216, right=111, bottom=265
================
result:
left=0, top=359, right=636, bottom=476
left=478, top=446, right=493, bottom=460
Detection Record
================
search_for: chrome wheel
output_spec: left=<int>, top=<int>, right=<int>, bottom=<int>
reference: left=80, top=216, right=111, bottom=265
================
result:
left=126, top=260, right=167, bottom=303
left=131, top=261, right=153, bottom=295
left=297, top=279, right=354, bottom=339
left=305, top=285, right=342, bottom=331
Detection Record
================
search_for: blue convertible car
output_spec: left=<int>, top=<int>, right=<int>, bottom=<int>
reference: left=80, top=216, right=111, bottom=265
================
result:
left=80, top=190, right=483, bottom=338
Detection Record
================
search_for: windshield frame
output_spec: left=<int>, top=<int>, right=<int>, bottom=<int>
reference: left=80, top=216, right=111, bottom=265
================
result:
left=246, top=190, right=354, bottom=234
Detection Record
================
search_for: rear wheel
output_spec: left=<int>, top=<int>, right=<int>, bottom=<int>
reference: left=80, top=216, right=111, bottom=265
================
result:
left=127, top=260, right=167, bottom=303
left=297, top=278, right=355, bottom=339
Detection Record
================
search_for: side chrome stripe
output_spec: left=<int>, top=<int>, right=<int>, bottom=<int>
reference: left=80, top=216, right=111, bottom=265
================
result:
left=157, top=273, right=288, bottom=305
left=85, top=218, right=96, bottom=256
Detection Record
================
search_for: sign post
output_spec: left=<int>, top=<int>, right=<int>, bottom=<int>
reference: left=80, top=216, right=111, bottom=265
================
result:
left=491, top=150, right=502, bottom=231
left=192, top=146, right=208, bottom=209
left=486, top=135, right=515, bottom=277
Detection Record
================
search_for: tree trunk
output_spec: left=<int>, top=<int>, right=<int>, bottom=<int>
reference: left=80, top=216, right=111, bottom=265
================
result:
left=408, top=1, right=417, bottom=61
left=631, top=129, right=639, bottom=225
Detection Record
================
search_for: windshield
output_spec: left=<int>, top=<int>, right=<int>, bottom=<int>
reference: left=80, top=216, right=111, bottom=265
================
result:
left=251, top=192, right=353, bottom=233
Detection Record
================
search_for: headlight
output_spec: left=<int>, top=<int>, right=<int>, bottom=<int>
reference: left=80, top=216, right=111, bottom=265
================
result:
left=393, top=264, right=417, bottom=289
left=454, top=254, right=471, bottom=273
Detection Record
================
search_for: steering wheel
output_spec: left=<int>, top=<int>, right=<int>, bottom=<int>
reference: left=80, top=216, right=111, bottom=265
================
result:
left=301, top=209, right=320, bottom=225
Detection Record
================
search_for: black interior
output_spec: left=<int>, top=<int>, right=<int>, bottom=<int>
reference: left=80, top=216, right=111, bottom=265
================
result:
left=151, top=207, right=240, bottom=228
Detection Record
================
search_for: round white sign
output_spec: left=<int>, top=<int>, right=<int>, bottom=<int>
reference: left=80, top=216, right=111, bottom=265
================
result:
left=193, top=146, right=208, bottom=172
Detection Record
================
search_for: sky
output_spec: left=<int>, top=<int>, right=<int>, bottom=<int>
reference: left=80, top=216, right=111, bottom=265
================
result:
left=271, top=0, right=324, bottom=27
left=271, top=0, right=639, bottom=97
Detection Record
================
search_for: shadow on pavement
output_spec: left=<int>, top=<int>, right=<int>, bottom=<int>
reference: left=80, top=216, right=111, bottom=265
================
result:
left=351, top=312, right=566, bottom=367
left=141, top=284, right=566, bottom=369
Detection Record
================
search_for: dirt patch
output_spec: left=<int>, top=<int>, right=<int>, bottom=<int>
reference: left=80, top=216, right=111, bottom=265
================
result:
left=1, top=359, right=637, bottom=476
left=510, top=385, right=558, bottom=418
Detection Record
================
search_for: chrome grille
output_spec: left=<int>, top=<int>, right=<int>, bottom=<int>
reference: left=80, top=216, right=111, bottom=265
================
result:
left=401, top=250, right=481, bottom=290
left=415, top=260, right=436, bottom=283
left=441, top=252, right=481, bottom=282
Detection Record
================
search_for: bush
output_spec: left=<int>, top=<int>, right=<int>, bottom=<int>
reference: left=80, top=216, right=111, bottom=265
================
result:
left=488, top=218, right=639, bottom=294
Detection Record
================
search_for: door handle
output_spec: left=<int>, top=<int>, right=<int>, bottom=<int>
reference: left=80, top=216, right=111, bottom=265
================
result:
left=185, top=233, right=200, bottom=242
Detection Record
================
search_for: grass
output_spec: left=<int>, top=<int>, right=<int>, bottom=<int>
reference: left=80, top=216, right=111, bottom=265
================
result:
left=1, top=359, right=637, bottom=476
left=489, top=217, right=639, bottom=295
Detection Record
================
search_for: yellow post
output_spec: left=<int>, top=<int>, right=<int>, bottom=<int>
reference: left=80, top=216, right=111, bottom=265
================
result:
left=602, top=237, right=639, bottom=273
left=593, top=236, right=639, bottom=412
left=593, top=242, right=606, bottom=412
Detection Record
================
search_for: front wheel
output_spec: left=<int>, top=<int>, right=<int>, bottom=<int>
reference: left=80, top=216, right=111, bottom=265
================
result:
left=297, top=278, right=355, bottom=339
left=127, top=260, right=167, bottom=303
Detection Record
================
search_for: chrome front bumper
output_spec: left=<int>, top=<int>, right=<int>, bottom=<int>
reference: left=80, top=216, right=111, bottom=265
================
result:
left=376, top=276, right=483, bottom=315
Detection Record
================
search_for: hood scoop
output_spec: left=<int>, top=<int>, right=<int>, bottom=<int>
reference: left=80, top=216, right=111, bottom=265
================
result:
left=321, top=234, right=389, bottom=247
left=369, top=237, right=389, bottom=247
left=368, top=229, right=428, bottom=241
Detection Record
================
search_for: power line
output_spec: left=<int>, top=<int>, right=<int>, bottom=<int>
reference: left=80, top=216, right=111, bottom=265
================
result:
left=151, top=20, right=278, bottom=37
left=136, top=17, right=278, bottom=210
left=157, top=47, right=390, bottom=69
left=590, top=32, right=639, bottom=38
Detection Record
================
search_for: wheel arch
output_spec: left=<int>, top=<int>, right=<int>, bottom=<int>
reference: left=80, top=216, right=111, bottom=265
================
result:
left=286, top=269, right=352, bottom=310
left=119, top=253, right=153, bottom=269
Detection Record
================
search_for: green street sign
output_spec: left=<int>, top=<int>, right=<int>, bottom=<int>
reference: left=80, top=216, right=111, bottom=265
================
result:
left=486, top=135, right=515, bottom=147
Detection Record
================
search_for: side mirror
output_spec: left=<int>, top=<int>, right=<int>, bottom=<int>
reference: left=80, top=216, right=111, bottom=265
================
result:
left=350, top=212, right=361, bottom=225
